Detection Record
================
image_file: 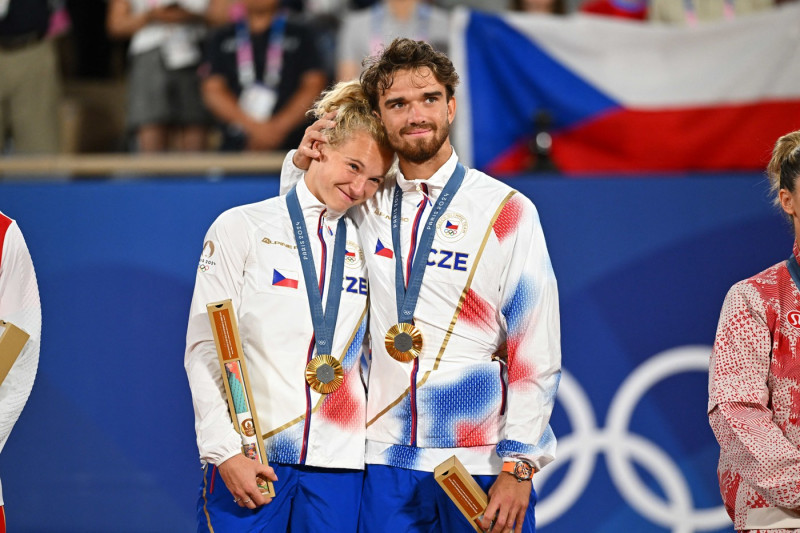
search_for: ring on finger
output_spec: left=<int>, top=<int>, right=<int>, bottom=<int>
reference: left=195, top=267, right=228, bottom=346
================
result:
left=233, top=497, right=240, bottom=503
left=243, top=498, right=252, bottom=504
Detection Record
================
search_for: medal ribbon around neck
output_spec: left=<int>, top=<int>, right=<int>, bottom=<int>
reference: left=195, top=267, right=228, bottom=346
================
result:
left=386, top=162, right=466, bottom=362
left=787, top=253, right=800, bottom=292
left=287, top=187, right=346, bottom=393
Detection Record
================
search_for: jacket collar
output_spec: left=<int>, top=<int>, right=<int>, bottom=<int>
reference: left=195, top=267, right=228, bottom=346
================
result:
left=395, top=149, right=460, bottom=195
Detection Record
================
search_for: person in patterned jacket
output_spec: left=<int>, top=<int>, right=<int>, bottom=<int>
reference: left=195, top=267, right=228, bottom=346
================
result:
left=0, top=212, right=41, bottom=533
left=185, top=80, right=393, bottom=532
left=284, top=38, right=561, bottom=533
left=709, top=129, right=800, bottom=532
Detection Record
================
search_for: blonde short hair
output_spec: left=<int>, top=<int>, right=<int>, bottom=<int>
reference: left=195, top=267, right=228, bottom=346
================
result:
left=767, top=131, right=800, bottom=215
left=309, top=80, right=390, bottom=151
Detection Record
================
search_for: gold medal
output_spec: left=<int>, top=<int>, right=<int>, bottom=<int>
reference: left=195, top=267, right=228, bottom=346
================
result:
left=384, top=323, right=423, bottom=362
left=305, top=354, right=343, bottom=394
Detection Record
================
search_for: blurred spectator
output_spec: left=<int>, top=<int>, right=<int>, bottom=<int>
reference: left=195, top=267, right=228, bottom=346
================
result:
left=580, top=0, right=646, bottom=20
left=648, top=0, right=772, bottom=24
left=0, top=0, right=61, bottom=154
left=510, top=0, right=566, bottom=14
left=281, top=0, right=347, bottom=81
left=200, top=0, right=327, bottom=151
left=434, top=0, right=507, bottom=12
left=65, top=0, right=115, bottom=79
left=47, top=0, right=71, bottom=38
left=336, top=0, right=449, bottom=82
left=206, top=0, right=239, bottom=25
left=107, top=0, right=210, bottom=152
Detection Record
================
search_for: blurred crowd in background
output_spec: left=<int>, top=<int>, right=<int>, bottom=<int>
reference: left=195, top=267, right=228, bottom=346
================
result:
left=0, top=0, right=787, bottom=156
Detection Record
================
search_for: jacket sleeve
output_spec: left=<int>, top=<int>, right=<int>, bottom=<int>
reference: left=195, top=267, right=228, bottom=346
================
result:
left=709, top=402, right=800, bottom=509
left=0, top=222, right=41, bottom=456
left=708, top=282, right=800, bottom=509
left=495, top=194, right=561, bottom=472
left=184, top=209, right=250, bottom=466
left=280, top=150, right=305, bottom=196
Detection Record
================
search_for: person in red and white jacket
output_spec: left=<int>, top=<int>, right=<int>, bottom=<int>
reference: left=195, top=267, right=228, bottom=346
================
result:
left=709, top=129, right=800, bottom=532
left=0, top=212, right=41, bottom=533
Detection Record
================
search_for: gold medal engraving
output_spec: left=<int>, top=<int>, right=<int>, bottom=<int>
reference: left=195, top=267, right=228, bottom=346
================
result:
left=384, top=323, right=423, bottom=362
left=305, top=354, right=343, bottom=394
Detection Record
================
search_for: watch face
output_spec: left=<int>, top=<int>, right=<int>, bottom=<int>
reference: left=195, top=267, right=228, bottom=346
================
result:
left=514, top=461, right=533, bottom=480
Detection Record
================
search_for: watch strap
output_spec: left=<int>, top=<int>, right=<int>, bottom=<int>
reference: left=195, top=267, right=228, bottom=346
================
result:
left=501, top=460, right=533, bottom=482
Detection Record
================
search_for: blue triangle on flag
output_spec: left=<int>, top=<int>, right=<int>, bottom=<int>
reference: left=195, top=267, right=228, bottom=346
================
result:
left=465, top=11, right=620, bottom=169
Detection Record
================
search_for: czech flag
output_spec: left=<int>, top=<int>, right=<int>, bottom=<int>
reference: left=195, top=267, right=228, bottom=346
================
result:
left=272, top=269, right=298, bottom=289
left=375, top=239, right=394, bottom=258
left=445, top=220, right=459, bottom=231
left=450, top=5, right=800, bottom=174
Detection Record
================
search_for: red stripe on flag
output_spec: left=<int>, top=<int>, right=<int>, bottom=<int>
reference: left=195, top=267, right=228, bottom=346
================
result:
left=274, top=278, right=299, bottom=289
left=551, top=101, right=800, bottom=172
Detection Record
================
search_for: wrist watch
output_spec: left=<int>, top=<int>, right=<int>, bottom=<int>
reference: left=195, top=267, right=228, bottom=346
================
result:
left=502, top=460, right=534, bottom=482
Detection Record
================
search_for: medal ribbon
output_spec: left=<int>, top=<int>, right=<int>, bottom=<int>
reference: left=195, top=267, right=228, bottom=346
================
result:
left=786, top=253, right=800, bottom=292
left=287, top=187, right=347, bottom=356
left=235, top=12, right=287, bottom=89
left=391, top=162, right=465, bottom=324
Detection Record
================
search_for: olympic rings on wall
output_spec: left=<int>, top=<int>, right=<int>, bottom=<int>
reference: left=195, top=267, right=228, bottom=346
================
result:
left=534, top=346, right=730, bottom=532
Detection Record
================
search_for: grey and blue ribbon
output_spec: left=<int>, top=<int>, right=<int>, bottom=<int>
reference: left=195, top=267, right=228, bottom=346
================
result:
left=287, top=187, right=346, bottom=356
left=391, top=163, right=466, bottom=324
left=787, top=253, right=800, bottom=291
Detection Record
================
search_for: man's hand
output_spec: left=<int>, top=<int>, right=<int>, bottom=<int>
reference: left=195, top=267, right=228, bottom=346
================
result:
left=216, top=454, right=278, bottom=510
left=292, top=112, right=336, bottom=170
left=480, top=473, right=531, bottom=533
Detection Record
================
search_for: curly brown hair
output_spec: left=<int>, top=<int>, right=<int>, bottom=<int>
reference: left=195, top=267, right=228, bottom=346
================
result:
left=360, top=38, right=460, bottom=113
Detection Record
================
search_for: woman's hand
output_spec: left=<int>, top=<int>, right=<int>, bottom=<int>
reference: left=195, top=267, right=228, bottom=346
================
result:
left=216, top=454, right=278, bottom=510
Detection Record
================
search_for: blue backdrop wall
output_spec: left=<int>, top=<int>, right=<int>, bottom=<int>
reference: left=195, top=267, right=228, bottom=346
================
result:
left=0, top=173, right=787, bottom=532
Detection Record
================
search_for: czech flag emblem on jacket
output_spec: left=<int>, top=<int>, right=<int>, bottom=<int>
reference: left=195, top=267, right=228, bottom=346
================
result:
left=375, top=239, right=394, bottom=258
left=272, top=269, right=298, bottom=289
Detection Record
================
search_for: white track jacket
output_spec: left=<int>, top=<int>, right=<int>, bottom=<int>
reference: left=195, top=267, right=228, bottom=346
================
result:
left=282, top=150, right=561, bottom=475
left=185, top=179, right=370, bottom=470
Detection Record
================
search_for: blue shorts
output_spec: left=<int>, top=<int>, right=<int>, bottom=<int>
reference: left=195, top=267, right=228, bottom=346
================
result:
left=359, top=464, right=537, bottom=533
left=197, top=462, right=363, bottom=533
